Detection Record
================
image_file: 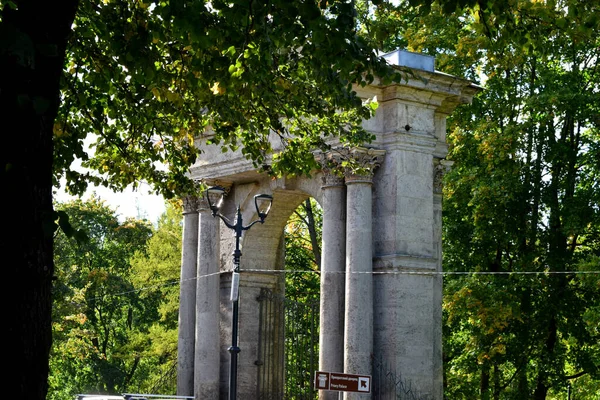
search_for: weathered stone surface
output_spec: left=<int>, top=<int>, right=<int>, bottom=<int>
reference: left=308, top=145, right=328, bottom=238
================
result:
left=318, top=169, right=346, bottom=400
left=177, top=196, right=199, bottom=396
left=344, top=177, right=374, bottom=400
left=194, top=206, right=220, bottom=400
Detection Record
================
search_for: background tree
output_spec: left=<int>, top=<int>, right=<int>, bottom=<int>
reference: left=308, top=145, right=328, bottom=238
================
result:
left=285, top=199, right=322, bottom=302
left=1, top=1, right=400, bottom=397
left=50, top=197, right=153, bottom=399
left=128, top=203, right=184, bottom=394
left=284, top=198, right=322, bottom=399
left=50, top=200, right=184, bottom=399
left=358, top=0, right=600, bottom=398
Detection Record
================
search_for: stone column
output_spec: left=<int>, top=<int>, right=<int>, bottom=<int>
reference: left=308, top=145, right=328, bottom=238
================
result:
left=343, top=148, right=384, bottom=400
left=177, top=196, right=199, bottom=396
left=317, top=153, right=346, bottom=400
left=194, top=196, right=221, bottom=399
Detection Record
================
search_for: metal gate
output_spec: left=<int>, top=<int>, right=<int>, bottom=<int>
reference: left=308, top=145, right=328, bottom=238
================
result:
left=256, top=289, right=319, bottom=400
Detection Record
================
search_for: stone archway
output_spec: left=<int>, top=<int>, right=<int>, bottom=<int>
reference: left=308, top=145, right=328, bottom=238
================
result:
left=176, top=50, right=480, bottom=400
left=218, top=180, right=320, bottom=399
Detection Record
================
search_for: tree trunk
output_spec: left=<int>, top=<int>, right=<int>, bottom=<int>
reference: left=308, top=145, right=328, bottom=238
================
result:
left=533, top=377, right=549, bottom=400
left=303, top=199, right=321, bottom=270
left=1, top=1, right=78, bottom=398
left=480, top=363, right=490, bottom=400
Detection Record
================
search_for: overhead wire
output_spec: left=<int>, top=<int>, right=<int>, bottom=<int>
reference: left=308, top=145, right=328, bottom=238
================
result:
left=78, top=268, right=600, bottom=302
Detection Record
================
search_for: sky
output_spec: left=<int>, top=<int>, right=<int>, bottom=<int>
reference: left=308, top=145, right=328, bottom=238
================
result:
left=54, top=133, right=167, bottom=224
left=54, top=181, right=167, bottom=225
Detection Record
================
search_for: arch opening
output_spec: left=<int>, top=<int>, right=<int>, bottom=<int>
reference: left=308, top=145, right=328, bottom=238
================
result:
left=251, top=197, right=323, bottom=400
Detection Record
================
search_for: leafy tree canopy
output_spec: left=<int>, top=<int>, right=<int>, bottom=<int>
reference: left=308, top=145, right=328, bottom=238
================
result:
left=285, top=198, right=321, bottom=302
left=52, top=0, right=402, bottom=200
left=358, top=0, right=600, bottom=398
left=51, top=196, right=153, bottom=398
left=51, top=199, right=185, bottom=399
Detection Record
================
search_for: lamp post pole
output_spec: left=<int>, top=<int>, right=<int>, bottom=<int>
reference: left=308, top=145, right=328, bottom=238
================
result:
left=229, top=206, right=243, bottom=400
left=206, top=187, right=273, bottom=400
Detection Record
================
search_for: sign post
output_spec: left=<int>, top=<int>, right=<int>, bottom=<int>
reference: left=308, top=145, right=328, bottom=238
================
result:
left=314, top=371, right=371, bottom=394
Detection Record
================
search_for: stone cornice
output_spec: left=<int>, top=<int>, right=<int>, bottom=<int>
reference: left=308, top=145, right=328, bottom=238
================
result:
left=373, top=253, right=438, bottom=271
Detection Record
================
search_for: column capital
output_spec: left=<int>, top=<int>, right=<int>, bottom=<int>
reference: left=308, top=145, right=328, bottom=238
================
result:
left=322, top=173, right=345, bottom=187
left=433, top=158, right=454, bottom=194
left=197, top=196, right=211, bottom=212
left=182, top=196, right=199, bottom=215
left=315, top=150, right=345, bottom=188
left=316, top=146, right=385, bottom=185
left=341, top=147, right=385, bottom=183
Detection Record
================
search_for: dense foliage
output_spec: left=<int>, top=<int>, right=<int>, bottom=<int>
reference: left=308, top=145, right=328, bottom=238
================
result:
left=285, top=199, right=322, bottom=302
left=128, top=204, right=183, bottom=394
left=51, top=197, right=153, bottom=398
left=54, top=0, right=397, bottom=198
left=284, top=199, right=322, bottom=400
left=50, top=199, right=182, bottom=399
left=5, top=0, right=598, bottom=398
left=358, top=0, right=600, bottom=398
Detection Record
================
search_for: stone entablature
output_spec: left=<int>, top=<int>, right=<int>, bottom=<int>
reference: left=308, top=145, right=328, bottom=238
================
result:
left=189, top=68, right=479, bottom=183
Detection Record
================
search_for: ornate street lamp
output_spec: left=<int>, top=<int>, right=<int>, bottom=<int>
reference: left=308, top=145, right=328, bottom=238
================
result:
left=206, top=186, right=273, bottom=400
